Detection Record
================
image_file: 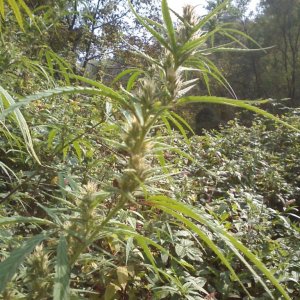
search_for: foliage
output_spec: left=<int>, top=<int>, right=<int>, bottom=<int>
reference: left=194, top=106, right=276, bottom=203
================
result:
left=201, top=0, right=300, bottom=106
left=170, top=113, right=300, bottom=298
left=0, top=0, right=299, bottom=300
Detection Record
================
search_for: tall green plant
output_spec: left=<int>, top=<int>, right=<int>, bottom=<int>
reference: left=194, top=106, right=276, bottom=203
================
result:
left=0, top=0, right=295, bottom=299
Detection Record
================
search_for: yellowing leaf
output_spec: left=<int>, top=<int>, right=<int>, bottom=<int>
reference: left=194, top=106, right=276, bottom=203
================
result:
left=105, top=283, right=121, bottom=300
left=116, top=266, right=129, bottom=290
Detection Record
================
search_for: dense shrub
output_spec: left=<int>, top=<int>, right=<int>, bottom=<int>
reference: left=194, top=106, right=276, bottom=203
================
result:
left=170, top=112, right=300, bottom=298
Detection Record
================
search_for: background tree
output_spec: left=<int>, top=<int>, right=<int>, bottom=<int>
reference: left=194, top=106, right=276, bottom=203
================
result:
left=254, top=0, right=300, bottom=104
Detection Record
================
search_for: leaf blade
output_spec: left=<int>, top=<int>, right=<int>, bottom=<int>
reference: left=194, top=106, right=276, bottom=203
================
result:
left=53, top=236, right=70, bottom=300
left=0, top=233, right=47, bottom=292
left=161, top=0, right=177, bottom=52
left=177, top=96, right=300, bottom=132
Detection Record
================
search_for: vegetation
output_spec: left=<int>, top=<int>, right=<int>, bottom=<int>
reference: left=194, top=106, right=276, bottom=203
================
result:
left=204, top=0, right=300, bottom=104
left=0, top=0, right=299, bottom=299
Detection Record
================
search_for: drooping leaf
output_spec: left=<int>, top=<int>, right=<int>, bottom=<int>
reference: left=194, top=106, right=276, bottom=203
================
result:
left=8, top=0, right=24, bottom=30
left=112, top=68, right=143, bottom=85
left=0, top=161, right=19, bottom=180
left=170, top=111, right=194, bottom=134
left=0, top=0, right=4, bottom=18
left=110, top=225, right=194, bottom=271
left=0, top=86, right=40, bottom=163
left=149, top=199, right=252, bottom=298
left=70, top=75, right=128, bottom=106
left=149, top=196, right=291, bottom=300
left=126, top=71, right=143, bottom=92
left=165, top=113, right=190, bottom=144
left=0, top=86, right=117, bottom=119
left=177, top=96, right=300, bottom=132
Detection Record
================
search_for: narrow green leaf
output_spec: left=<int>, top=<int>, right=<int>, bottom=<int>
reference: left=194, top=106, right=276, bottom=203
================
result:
left=179, top=29, right=218, bottom=57
left=44, top=51, right=54, bottom=77
left=155, top=199, right=272, bottom=298
left=0, top=86, right=111, bottom=119
left=143, top=16, right=164, bottom=30
left=0, top=86, right=40, bottom=163
left=154, top=142, right=194, bottom=161
left=53, top=236, right=70, bottom=300
left=161, top=115, right=172, bottom=135
left=23, top=59, right=53, bottom=85
left=219, top=31, right=249, bottom=49
left=133, top=102, right=144, bottom=125
left=42, top=50, right=73, bottom=83
left=177, top=96, right=300, bottom=132
left=207, top=46, right=273, bottom=54
left=58, top=172, right=67, bottom=198
left=154, top=204, right=252, bottom=298
left=0, top=233, right=47, bottom=292
left=202, top=71, right=211, bottom=95
left=170, top=111, right=194, bottom=134
left=161, top=0, right=177, bottom=51
left=112, top=68, right=142, bottom=85
left=127, top=43, right=162, bottom=67
left=192, top=0, right=228, bottom=34
left=128, top=0, right=171, bottom=51
left=70, top=75, right=127, bottom=105
left=149, top=196, right=291, bottom=300
left=221, top=27, right=264, bottom=50
left=169, top=8, right=187, bottom=25
left=8, top=0, right=24, bottom=30
left=135, top=237, right=159, bottom=274
left=0, top=0, right=4, bottom=18
left=126, top=71, right=143, bottom=92
left=165, top=113, right=190, bottom=144
left=110, top=225, right=194, bottom=271
left=55, top=58, right=70, bottom=84
left=37, top=203, right=63, bottom=225
left=17, top=0, right=39, bottom=30
left=17, top=0, right=34, bottom=19
left=193, top=56, right=236, bottom=98
left=62, top=145, right=69, bottom=160
left=0, top=161, right=19, bottom=180
left=73, top=140, right=82, bottom=162
left=48, top=128, right=57, bottom=149
left=156, top=150, right=168, bottom=174
left=167, top=147, right=194, bottom=161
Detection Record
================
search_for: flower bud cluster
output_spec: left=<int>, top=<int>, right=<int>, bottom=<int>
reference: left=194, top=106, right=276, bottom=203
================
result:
left=177, top=5, right=200, bottom=44
left=25, top=245, right=51, bottom=298
left=163, top=52, right=183, bottom=101
left=137, top=78, right=157, bottom=108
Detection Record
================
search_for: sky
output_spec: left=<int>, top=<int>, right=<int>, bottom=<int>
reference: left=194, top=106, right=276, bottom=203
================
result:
left=168, top=0, right=260, bottom=16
